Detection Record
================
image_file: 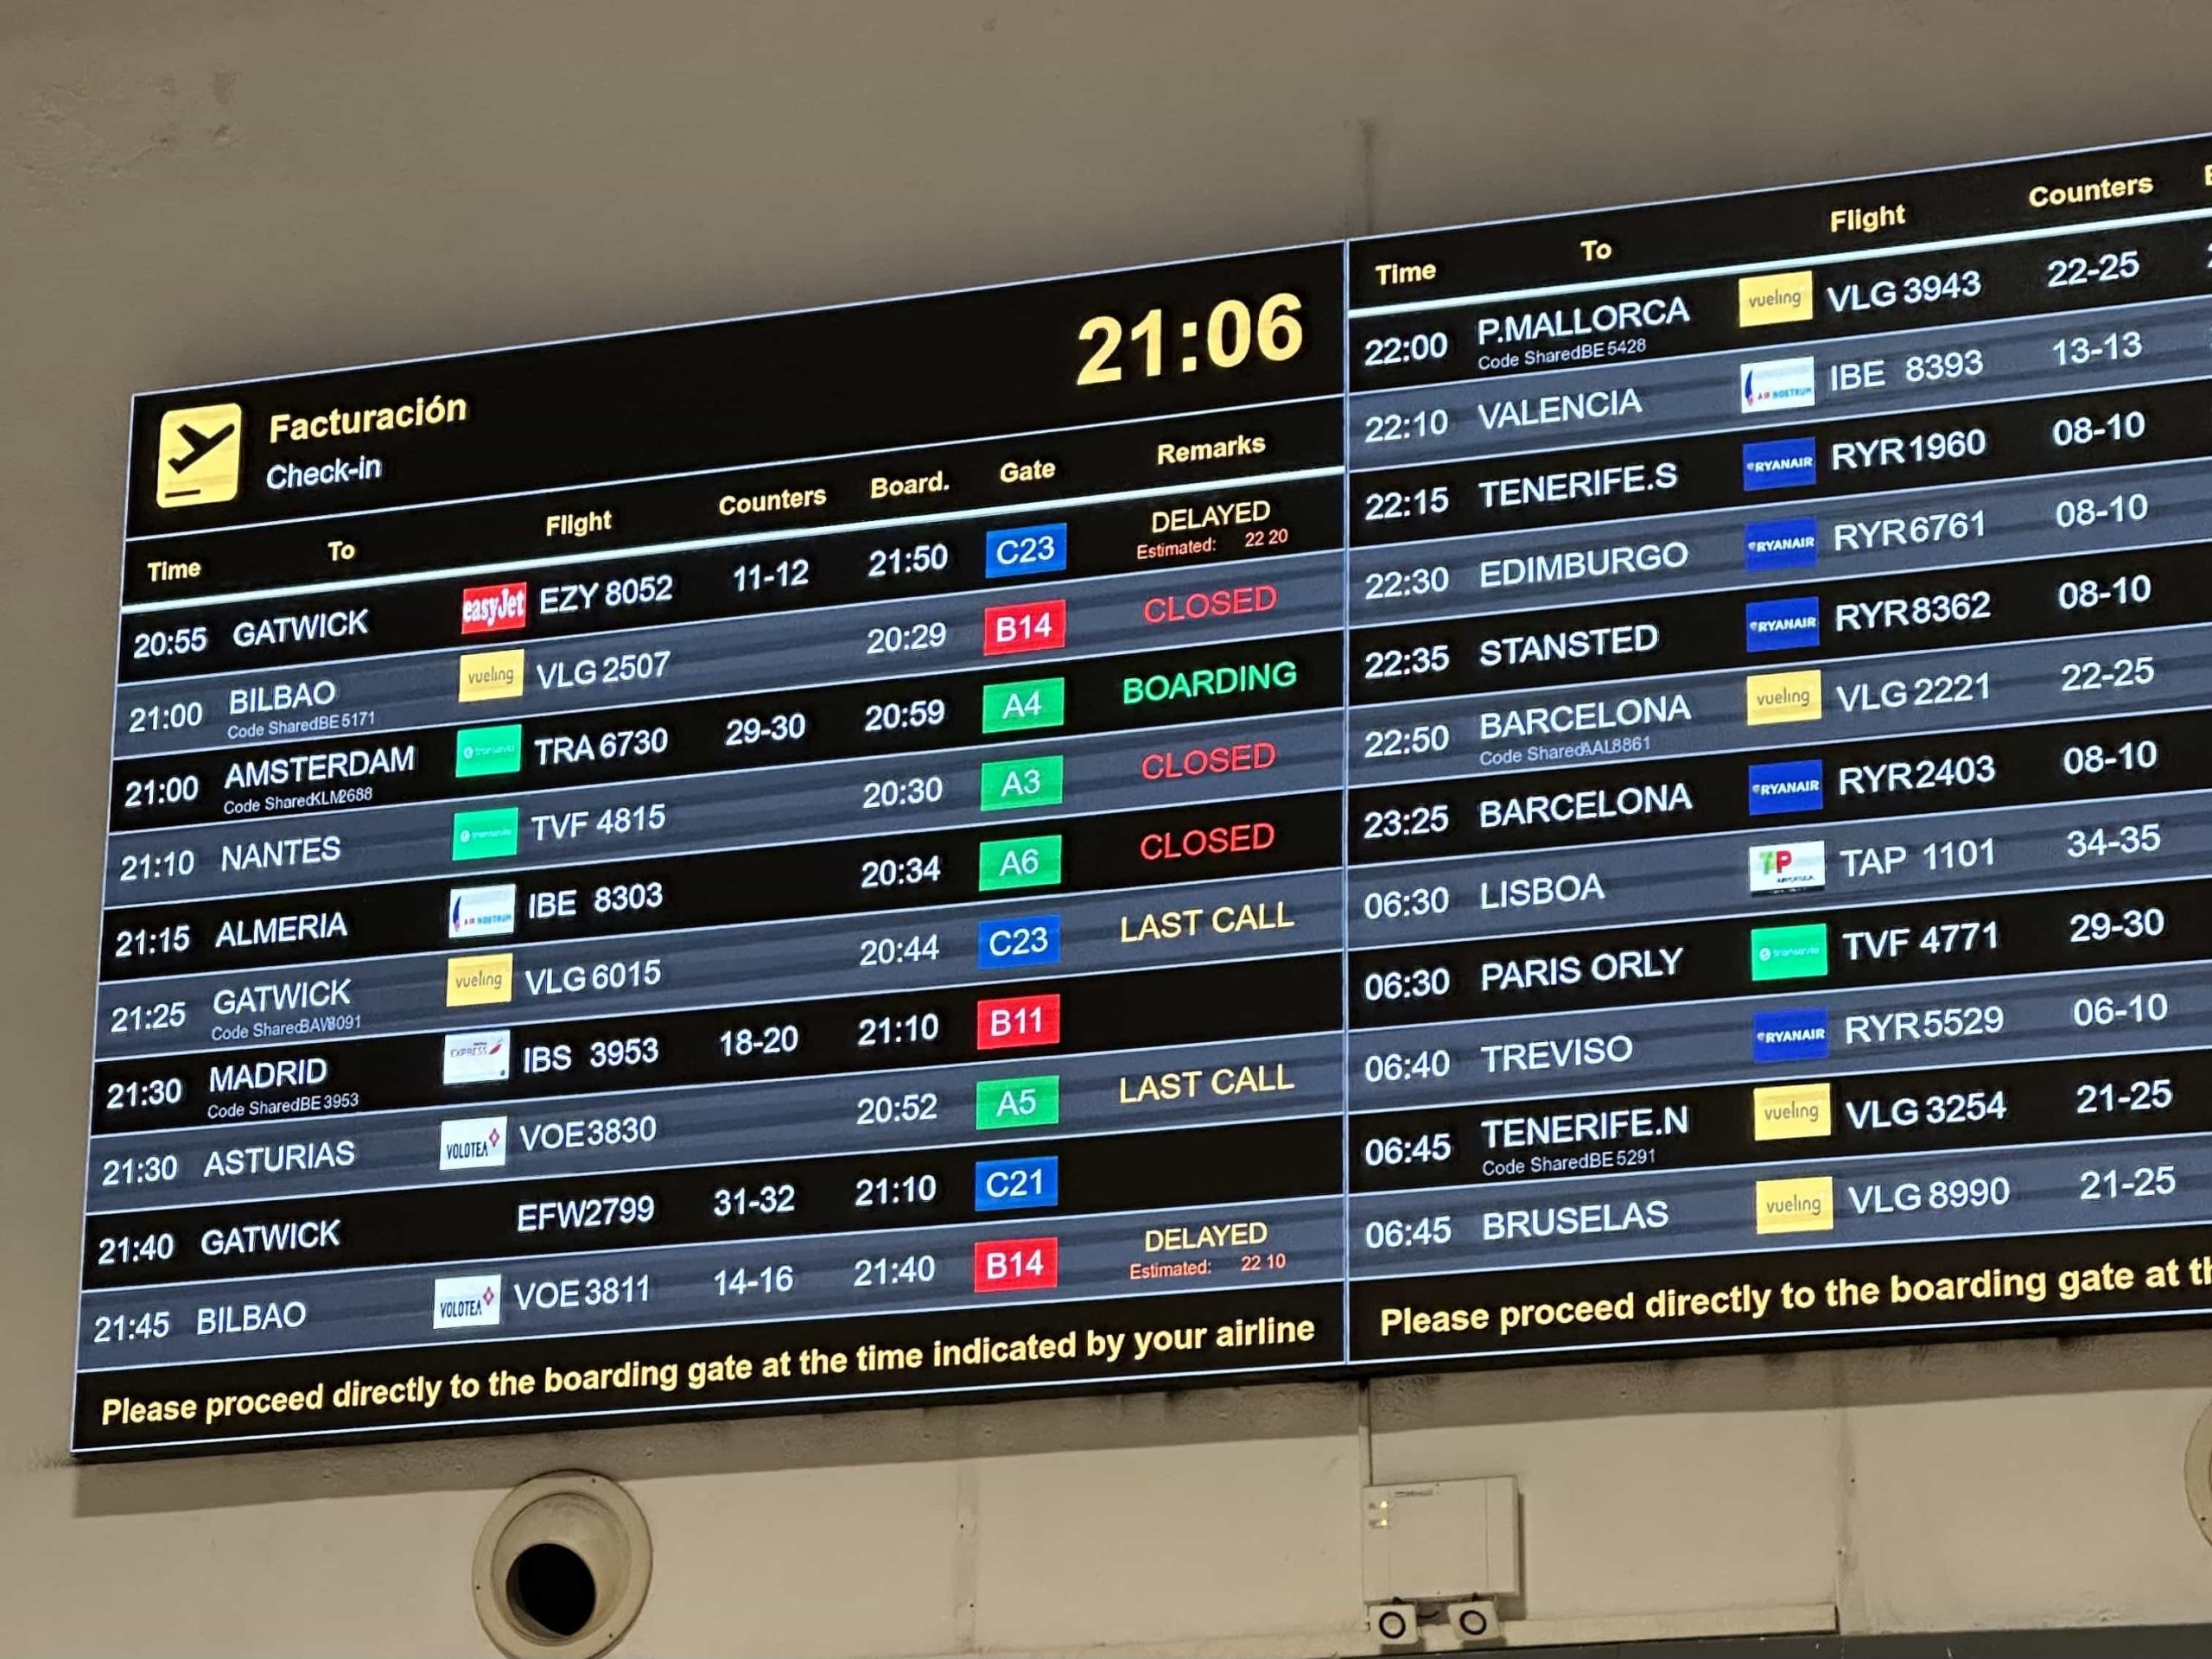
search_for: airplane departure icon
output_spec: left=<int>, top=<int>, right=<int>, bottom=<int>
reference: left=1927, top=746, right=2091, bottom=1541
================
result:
left=167, top=420, right=235, bottom=474
left=155, top=401, right=244, bottom=505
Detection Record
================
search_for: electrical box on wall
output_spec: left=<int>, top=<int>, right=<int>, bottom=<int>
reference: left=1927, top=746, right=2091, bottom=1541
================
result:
left=1362, top=1478, right=1520, bottom=1603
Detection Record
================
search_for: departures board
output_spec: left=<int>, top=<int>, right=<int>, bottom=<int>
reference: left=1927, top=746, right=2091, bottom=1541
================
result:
left=79, top=132, right=2212, bottom=1455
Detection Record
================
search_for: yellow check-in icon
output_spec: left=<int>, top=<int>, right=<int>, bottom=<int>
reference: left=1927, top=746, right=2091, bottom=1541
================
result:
left=155, top=403, right=243, bottom=506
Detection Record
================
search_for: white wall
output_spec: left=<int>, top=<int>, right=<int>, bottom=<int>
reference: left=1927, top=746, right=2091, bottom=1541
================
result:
left=8, top=3, right=2212, bottom=1651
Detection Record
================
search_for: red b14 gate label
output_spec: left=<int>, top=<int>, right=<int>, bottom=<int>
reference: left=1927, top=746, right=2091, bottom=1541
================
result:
left=974, top=1236, right=1058, bottom=1292
left=982, top=599, right=1065, bottom=656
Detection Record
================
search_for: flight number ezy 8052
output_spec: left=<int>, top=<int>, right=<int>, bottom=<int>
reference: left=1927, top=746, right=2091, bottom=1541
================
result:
left=541, top=575, right=676, bottom=615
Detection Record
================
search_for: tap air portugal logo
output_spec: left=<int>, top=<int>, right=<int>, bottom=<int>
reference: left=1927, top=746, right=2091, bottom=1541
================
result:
left=1749, top=840, right=1826, bottom=893
left=154, top=403, right=244, bottom=507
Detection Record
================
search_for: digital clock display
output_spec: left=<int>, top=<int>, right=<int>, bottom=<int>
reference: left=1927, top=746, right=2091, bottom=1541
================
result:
left=75, top=132, right=2212, bottom=1457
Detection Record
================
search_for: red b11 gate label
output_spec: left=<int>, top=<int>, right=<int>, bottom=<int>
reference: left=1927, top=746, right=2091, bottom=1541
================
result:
left=976, top=992, right=1060, bottom=1050
left=974, top=1236, right=1059, bottom=1292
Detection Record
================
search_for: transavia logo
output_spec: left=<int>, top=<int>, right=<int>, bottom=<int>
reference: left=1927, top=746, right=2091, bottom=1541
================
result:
left=1745, top=517, right=1819, bottom=571
left=451, top=806, right=521, bottom=861
left=442, top=1028, right=511, bottom=1085
left=1751, top=922, right=1830, bottom=982
left=155, top=403, right=245, bottom=507
left=1747, top=758, right=1825, bottom=816
left=454, top=722, right=524, bottom=778
left=1738, top=269, right=1814, bottom=327
left=1742, top=435, right=1818, bottom=492
left=1745, top=669, right=1822, bottom=725
left=461, top=581, right=530, bottom=635
left=432, top=1272, right=502, bottom=1329
left=445, top=952, right=515, bottom=1007
left=1745, top=595, right=1821, bottom=652
left=439, top=1115, right=508, bottom=1171
left=1749, top=840, right=1827, bottom=893
left=1739, top=356, right=1818, bottom=414
left=448, top=882, right=518, bottom=939
left=1752, top=1006, right=1830, bottom=1063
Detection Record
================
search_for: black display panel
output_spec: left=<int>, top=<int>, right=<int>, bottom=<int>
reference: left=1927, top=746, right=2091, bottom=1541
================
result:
left=79, top=133, right=2212, bottom=1456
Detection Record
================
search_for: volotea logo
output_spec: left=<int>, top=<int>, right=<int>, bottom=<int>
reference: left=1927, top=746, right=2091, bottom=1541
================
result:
left=432, top=1272, right=503, bottom=1328
left=439, top=1115, right=509, bottom=1170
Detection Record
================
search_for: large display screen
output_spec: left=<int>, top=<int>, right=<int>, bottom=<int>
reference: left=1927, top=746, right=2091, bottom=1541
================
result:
left=79, top=133, right=2212, bottom=1455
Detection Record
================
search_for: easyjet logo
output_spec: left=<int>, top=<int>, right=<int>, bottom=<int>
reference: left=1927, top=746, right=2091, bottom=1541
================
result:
left=461, top=582, right=529, bottom=635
